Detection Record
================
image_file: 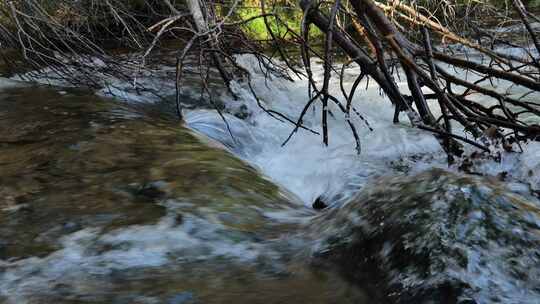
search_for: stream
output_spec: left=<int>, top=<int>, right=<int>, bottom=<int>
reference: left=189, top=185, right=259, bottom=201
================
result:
left=1, top=54, right=540, bottom=303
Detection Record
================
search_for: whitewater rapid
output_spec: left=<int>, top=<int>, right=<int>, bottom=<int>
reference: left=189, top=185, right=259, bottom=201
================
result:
left=184, top=55, right=540, bottom=205
left=4, top=52, right=540, bottom=206
left=1, top=51, right=540, bottom=304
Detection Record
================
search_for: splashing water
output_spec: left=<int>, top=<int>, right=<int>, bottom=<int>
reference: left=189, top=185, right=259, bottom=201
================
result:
left=185, top=55, right=540, bottom=205
left=2, top=49, right=540, bottom=303
left=6, top=51, right=540, bottom=203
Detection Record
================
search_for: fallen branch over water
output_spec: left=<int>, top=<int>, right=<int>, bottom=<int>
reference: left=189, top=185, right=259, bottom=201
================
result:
left=1, top=0, right=539, bottom=161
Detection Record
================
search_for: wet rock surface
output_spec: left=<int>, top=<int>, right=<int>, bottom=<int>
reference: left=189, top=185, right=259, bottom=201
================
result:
left=0, top=85, right=368, bottom=304
left=0, top=86, right=298, bottom=260
left=2, top=84, right=539, bottom=304
left=310, top=169, right=540, bottom=303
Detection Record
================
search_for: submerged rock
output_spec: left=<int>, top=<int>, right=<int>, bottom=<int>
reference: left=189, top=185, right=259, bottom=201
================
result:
left=0, top=86, right=301, bottom=261
left=310, top=169, right=540, bottom=304
left=312, top=196, right=328, bottom=210
left=0, top=86, right=371, bottom=304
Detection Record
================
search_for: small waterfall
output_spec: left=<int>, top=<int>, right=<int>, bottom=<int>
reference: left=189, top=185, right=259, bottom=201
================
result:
left=184, top=55, right=540, bottom=206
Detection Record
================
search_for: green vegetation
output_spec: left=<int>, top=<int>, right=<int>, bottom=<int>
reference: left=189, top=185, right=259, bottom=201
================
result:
left=225, top=1, right=322, bottom=40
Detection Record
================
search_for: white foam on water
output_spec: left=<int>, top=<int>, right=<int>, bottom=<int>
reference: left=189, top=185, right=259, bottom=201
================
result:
left=471, top=141, right=540, bottom=192
left=185, top=54, right=540, bottom=203
left=186, top=55, right=448, bottom=206
left=8, top=51, right=539, bottom=203
left=0, top=209, right=279, bottom=304
left=3, top=39, right=540, bottom=304
left=10, top=56, right=202, bottom=103
left=0, top=77, right=24, bottom=89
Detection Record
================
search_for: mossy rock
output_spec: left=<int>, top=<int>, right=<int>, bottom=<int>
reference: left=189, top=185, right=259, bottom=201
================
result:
left=310, top=169, right=540, bottom=304
left=0, top=86, right=298, bottom=260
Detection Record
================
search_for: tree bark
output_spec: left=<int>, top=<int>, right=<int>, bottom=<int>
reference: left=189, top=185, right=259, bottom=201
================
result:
left=186, top=0, right=237, bottom=98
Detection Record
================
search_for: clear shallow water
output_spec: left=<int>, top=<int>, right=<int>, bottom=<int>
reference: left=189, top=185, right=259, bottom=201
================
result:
left=2, top=51, right=540, bottom=303
left=0, top=84, right=367, bottom=303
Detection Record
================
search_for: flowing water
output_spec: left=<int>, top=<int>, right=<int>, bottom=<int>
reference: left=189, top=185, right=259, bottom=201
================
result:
left=1, top=53, right=540, bottom=303
left=0, top=84, right=368, bottom=303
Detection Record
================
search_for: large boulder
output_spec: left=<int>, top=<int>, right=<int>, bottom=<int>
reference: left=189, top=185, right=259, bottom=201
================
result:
left=310, top=169, right=540, bottom=304
left=0, top=85, right=302, bottom=261
left=0, top=86, right=339, bottom=304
